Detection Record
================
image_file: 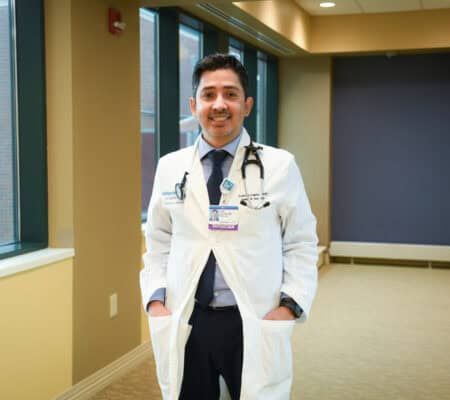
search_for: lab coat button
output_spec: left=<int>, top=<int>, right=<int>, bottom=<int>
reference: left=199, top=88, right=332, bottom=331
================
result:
left=214, top=292, right=219, bottom=297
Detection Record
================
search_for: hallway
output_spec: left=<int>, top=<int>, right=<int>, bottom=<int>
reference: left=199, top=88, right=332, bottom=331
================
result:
left=93, top=263, right=450, bottom=399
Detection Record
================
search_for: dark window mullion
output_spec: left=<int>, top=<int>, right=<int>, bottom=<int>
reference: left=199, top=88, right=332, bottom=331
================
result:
left=243, top=46, right=257, bottom=141
left=203, top=28, right=218, bottom=56
left=15, top=0, right=47, bottom=246
left=266, top=57, right=278, bottom=147
left=157, top=8, right=180, bottom=157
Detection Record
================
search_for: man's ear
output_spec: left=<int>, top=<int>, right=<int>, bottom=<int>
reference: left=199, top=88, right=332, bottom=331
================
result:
left=244, top=96, right=254, bottom=117
left=189, top=97, right=196, bottom=116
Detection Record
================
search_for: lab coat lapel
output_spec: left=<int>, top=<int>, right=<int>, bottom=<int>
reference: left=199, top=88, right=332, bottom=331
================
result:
left=185, top=138, right=209, bottom=221
left=226, top=129, right=251, bottom=200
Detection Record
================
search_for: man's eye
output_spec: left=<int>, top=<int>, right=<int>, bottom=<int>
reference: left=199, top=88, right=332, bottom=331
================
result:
left=226, top=91, right=239, bottom=99
left=202, top=92, right=215, bottom=100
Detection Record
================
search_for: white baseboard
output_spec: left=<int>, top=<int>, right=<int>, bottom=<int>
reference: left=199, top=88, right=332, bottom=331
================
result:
left=329, top=241, right=450, bottom=263
left=54, top=342, right=152, bottom=400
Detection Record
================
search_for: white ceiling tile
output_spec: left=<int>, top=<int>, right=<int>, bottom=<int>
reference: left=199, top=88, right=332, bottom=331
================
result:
left=296, top=0, right=363, bottom=16
left=356, top=0, right=421, bottom=13
left=422, top=0, right=450, bottom=10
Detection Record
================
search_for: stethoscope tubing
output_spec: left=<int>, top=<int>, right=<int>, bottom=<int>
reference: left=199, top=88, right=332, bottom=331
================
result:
left=174, top=139, right=268, bottom=209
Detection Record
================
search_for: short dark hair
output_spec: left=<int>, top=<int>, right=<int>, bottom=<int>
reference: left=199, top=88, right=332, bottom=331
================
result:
left=192, top=53, right=249, bottom=98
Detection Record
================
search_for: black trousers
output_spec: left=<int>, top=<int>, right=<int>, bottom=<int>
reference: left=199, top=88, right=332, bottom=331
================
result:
left=179, top=304, right=243, bottom=400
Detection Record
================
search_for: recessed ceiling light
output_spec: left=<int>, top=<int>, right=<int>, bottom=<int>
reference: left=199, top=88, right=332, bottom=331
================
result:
left=320, top=2, right=336, bottom=8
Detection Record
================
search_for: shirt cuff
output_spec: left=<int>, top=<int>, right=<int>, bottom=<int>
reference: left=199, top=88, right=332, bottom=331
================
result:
left=147, top=287, right=166, bottom=311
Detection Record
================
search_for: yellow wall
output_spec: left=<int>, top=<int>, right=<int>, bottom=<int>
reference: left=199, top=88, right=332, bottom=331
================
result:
left=278, top=56, right=332, bottom=246
left=46, top=0, right=74, bottom=249
left=0, top=260, right=73, bottom=400
left=46, top=0, right=142, bottom=385
left=70, top=0, right=142, bottom=382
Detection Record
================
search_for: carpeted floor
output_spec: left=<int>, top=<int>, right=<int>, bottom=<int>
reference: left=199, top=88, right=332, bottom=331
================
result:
left=92, top=263, right=450, bottom=399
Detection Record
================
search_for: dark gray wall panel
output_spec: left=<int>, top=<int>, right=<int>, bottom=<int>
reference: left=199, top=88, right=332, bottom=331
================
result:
left=332, top=53, right=450, bottom=245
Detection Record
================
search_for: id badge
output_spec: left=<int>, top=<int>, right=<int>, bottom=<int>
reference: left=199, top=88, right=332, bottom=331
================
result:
left=208, top=205, right=239, bottom=231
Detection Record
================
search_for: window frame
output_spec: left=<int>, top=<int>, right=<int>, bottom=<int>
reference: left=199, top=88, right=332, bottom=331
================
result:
left=140, top=7, right=279, bottom=220
left=139, top=8, right=158, bottom=220
left=0, top=0, right=48, bottom=260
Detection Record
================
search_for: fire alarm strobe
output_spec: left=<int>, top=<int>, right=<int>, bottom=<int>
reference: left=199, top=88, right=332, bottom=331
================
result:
left=109, top=8, right=126, bottom=34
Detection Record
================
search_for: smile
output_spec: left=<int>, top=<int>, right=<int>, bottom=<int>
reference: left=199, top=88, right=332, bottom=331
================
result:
left=209, top=115, right=230, bottom=122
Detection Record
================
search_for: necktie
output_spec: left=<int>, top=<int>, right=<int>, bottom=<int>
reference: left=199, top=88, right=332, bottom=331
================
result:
left=195, top=150, right=228, bottom=307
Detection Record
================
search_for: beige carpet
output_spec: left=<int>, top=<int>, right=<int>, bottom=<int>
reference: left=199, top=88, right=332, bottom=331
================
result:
left=92, top=263, right=450, bottom=399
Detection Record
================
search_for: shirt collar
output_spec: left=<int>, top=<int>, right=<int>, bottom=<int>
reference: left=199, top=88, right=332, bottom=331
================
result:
left=198, top=130, right=242, bottom=160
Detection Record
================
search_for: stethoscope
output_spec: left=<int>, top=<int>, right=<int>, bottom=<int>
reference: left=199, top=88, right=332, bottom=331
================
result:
left=174, top=140, right=270, bottom=210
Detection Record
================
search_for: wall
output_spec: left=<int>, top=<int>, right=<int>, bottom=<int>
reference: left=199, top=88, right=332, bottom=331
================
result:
left=0, top=259, right=73, bottom=400
left=331, top=53, right=450, bottom=245
left=278, top=56, right=332, bottom=246
left=70, top=0, right=142, bottom=382
left=46, top=0, right=74, bottom=248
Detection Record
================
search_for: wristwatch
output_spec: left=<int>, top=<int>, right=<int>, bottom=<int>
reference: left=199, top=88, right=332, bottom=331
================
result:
left=279, top=297, right=303, bottom=319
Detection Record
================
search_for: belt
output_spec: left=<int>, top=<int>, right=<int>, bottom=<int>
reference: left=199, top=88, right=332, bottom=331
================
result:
left=195, top=301, right=238, bottom=312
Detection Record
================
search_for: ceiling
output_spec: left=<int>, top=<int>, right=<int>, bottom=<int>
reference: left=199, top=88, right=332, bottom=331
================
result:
left=296, top=0, right=450, bottom=15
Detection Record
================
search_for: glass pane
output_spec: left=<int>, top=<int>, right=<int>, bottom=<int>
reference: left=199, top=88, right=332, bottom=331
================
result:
left=140, top=9, right=157, bottom=219
left=179, top=24, right=202, bottom=148
left=229, top=45, right=243, bottom=62
left=0, top=0, right=18, bottom=246
left=257, top=54, right=267, bottom=143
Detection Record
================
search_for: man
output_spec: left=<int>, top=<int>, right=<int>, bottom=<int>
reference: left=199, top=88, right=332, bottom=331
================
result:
left=140, top=54, right=318, bottom=400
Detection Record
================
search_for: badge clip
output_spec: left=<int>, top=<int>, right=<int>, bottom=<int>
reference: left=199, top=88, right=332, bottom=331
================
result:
left=220, top=178, right=235, bottom=194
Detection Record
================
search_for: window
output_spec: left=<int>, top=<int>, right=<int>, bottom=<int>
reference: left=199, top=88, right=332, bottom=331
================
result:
left=0, top=0, right=18, bottom=248
left=179, top=24, right=202, bottom=148
left=140, top=9, right=157, bottom=218
left=139, top=8, right=278, bottom=221
left=0, top=0, right=47, bottom=259
left=256, top=52, right=267, bottom=143
left=229, top=37, right=243, bottom=62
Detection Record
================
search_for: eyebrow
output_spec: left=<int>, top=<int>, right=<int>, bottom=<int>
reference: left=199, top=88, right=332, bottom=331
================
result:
left=200, top=85, right=241, bottom=92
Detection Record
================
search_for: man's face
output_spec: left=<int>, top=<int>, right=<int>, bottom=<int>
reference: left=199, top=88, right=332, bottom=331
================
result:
left=190, top=68, right=253, bottom=147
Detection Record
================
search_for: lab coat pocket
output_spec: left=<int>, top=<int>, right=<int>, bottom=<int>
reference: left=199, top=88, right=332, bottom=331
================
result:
left=259, top=319, right=295, bottom=394
left=148, top=315, right=172, bottom=397
left=238, top=204, right=275, bottom=238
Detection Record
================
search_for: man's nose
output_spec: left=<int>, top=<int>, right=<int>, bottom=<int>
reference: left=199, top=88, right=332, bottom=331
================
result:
left=212, top=95, right=226, bottom=110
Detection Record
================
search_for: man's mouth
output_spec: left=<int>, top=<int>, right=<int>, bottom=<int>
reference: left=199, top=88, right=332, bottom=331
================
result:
left=209, top=115, right=230, bottom=122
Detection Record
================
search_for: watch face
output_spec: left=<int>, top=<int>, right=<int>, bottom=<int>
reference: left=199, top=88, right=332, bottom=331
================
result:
left=293, top=304, right=302, bottom=318
left=281, top=299, right=302, bottom=318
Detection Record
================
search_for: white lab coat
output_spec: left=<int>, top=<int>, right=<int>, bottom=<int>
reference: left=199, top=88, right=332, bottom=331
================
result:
left=140, top=129, right=318, bottom=400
